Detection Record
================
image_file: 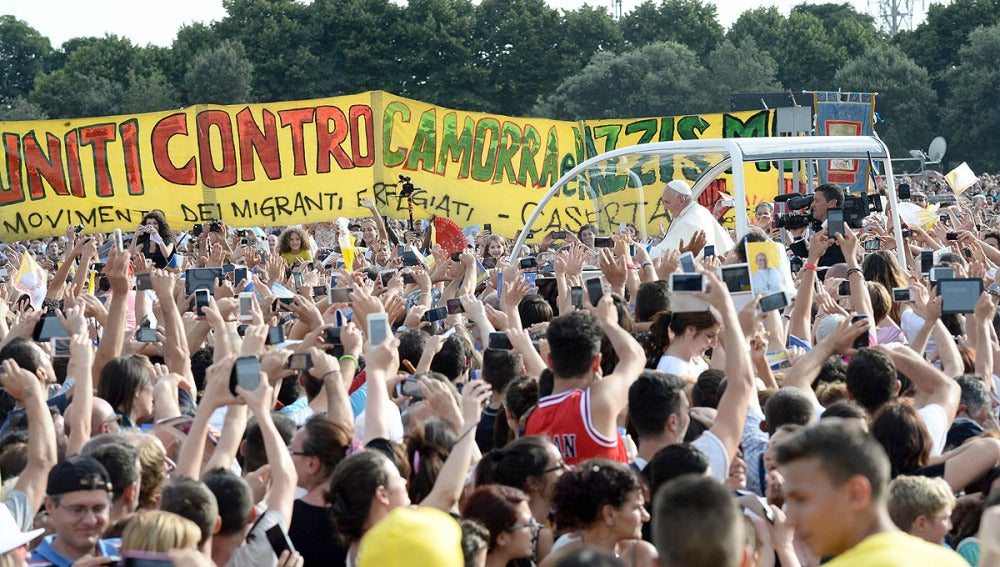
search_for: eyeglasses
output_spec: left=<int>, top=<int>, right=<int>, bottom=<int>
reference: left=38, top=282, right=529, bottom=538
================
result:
left=56, top=502, right=109, bottom=518
left=507, top=517, right=540, bottom=533
left=543, top=461, right=567, bottom=474
left=287, top=445, right=313, bottom=457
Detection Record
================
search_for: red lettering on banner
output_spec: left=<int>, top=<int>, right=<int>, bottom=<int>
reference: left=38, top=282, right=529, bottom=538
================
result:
left=279, top=108, right=315, bottom=176
left=237, top=107, right=281, bottom=182
left=197, top=110, right=237, bottom=188
left=152, top=113, right=196, bottom=186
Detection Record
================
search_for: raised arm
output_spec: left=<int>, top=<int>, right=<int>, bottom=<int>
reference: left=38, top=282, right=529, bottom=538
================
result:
left=92, top=247, right=132, bottom=384
left=788, top=231, right=829, bottom=343
left=362, top=336, right=401, bottom=444
left=781, top=317, right=869, bottom=408
left=837, top=227, right=874, bottom=322
left=151, top=269, right=196, bottom=391
left=881, top=343, right=960, bottom=421
left=420, top=381, right=490, bottom=512
left=64, top=331, right=95, bottom=457
left=237, top=372, right=297, bottom=527
left=175, top=355, right=242, bottom=480
left=2, top=359, right=57, bottom=514
left=589, top=294, right=645, bottom=437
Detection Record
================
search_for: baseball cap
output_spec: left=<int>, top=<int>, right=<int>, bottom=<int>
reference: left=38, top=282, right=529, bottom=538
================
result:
left=358, top=507, right=463, bottom=567
left=0, top=504, right=44, bottom=554
left=667, top=179, right=693, bottom=196
left=46, top=455, right=113, bottom=497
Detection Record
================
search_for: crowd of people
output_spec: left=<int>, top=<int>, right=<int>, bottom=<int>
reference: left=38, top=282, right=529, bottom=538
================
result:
left=1, top=172, right=1000, bottom=567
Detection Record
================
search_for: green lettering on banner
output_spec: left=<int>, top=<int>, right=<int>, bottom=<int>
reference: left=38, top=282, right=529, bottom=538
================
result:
left=625, top=119, right=659, bottom=187
left=436, top=112, right=474, bottom=179
left=723, top=111, right=772, bottom=172
left=405, top=108, right=437, bottom=173
left=383, top=101, right=410, bottom=168
left=494, top=122, right=522, bottom=185
left=538, top=127, right=560, bottom=189
left=471, top=118, right=500, bottom=182
left=517, top=124, right=541, bottom=188
left=658, top=117, right=675, bottom=182
left=677, top=116, right=710, bottom=140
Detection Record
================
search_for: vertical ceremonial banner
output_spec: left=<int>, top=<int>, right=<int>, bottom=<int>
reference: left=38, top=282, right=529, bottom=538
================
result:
left=814, top=92, right=876, bottom=194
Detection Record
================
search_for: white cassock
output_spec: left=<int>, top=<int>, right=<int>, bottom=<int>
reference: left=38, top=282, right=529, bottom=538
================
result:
left=649, top=202, right=735, bottom=258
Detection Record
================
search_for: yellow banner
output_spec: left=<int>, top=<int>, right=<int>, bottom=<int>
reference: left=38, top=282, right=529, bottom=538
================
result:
left=0, top=91, right=787, bottom=241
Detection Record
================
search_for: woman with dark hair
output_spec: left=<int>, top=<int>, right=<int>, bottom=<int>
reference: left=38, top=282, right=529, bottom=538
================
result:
left=131, top=210, right=175, bottom=269
left=326, top=379, right=491, bottom=566
left=863, top=250, right=908, bottom=325
left=542, top=459, right=656, bottom=567
left=871, top=401, right=1000, bottom=493
left=96, top=355, right=154, bottom=428
left=476, top=436, right=564, bottom=562
left=649, top=311, right=719, bottom=382
left=277, top=226, right=313, bottom=265
left=495, top=376, right=539, bottom=448
left=461, top=485, right=537, bottom=567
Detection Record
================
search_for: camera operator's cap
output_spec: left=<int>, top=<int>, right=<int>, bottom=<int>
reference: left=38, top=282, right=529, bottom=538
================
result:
left=46, top=455, right=113, bottom=497
left=0, top=503, right=43, bottom=554
left=358, top=506, right=462, bottom=567
left=667, top=179, right=693, bottom=196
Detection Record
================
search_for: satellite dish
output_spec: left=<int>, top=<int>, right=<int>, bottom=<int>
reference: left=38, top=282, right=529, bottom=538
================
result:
left=928, top=136, right=947, bottom=163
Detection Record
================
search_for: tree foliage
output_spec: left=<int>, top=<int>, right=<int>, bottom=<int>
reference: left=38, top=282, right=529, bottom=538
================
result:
left=0, top=16, right=53, bottom=104
left=940, top=24, right=1000, bottom=172
left=833, top=45, right=936, bottom=164
left=620, top=0, right=724, bottom=57
left=184, top=39, right=253, bottom=105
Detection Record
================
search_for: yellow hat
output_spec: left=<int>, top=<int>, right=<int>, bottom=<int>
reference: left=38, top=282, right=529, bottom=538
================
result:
left=358, top=506, right=463, bottom=567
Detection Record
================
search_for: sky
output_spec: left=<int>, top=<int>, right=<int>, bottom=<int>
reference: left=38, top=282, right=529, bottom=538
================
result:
left=2, top=0, right=931, bottom=48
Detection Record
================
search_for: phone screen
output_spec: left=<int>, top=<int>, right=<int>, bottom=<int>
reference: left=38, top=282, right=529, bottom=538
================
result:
left=446, top=299, right=464, bottom=314
left=571, top=286, right=584, bottom=308
left=51, top=337, right=71, bottom=358
left=266, top=326, right=285, bottom=345
left=720, top=265, right=751, bottom=293
left=368, top=313, right=390, bottom=346
left=136, top=274, right=152, bottom=291
left=920, top=250, right=934, bottom=274
left=940, top=279, right=983, bottom=313
left=488, top=332, right=513, bottom=350
left=827, top=208, right=845, bottom=237
left=288, top=353, right=312, bottom=371
left=239, top=293, right=253, bottom=320
left=851, top=315, right=870, bottom=349
left=585, top=278, right=603, bottom=307
left=329, top=288, right=353, bottom=303
left=136, top=327, right=158, bottom=343
left=670, top=274, right=704, bottom=293
left=34, top=315, right=68, bottom=342
left=264, top=524, right=295, bottom=557
left=423, top=307, right=448, bottom=322
left=230, top=355, right=261, bottom=396
left=395, top=379, right=424, bottom=399
left=759, top=291, right=788, bottom=312
left=195, top=290, right=210, bottom=317
left=679, top=252, right=697, bottom=273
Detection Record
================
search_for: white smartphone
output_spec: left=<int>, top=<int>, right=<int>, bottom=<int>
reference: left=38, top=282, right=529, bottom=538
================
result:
left=669, top=273, right=706, bottom=293
left=367, top=313, right=390, bottom=347
left=238, top=292, right=254, bottom=321
left=112, top=229, right=123, bottom=252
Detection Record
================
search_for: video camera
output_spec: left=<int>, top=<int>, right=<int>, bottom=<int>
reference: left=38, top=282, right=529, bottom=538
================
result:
left=399, top=175, right=417, bottom=198
left=773, top=191, right=881, bottom=231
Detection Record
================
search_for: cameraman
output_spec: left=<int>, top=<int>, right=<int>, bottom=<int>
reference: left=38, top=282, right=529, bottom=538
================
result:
left=809, top=184, right=847, bottom=269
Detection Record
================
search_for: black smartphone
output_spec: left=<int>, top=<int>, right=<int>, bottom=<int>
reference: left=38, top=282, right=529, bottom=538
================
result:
left=946, top=232, right=959, bottom=241
left=446, top=298, right=464, bottom=314
left=122, top=551, right=174, bottom=567
left=264, top=523, right=296, bottom=557
left=194, top=289, right=210, bottom=317
left=422, top=306, right=448, bottom=322
left=488, top=331, right=513, bottom=350
left=552, top=230, right=568, bottom=240
left=585, top=278, right=603, bottom=307
left=703, top=245, right=715, bottom=257
left=229, top=355, right=261, bottom=396
left=519, top=257, right=538, bottom=270
left=402, top=251, right=419, bottom=266
left=395, top=378, right=425, bottom=400
left=191, top=224, right=204, bottom=237
left=759, top=291, right=789, bottom=313
left=312, top=285, right=328, bottom=299
left=136, top=327, right=158, bottom=343
left=940, top=214, right=950, bottom=225
left=402, top=273, right=416, bottom=285
left=902, top=229, right=914, bottom=238
left=451, top=252, right=462, bottom=262
left=897, top=183, right=911, bottom=200
left=593, top=237, right=613, bottom=248
left=135, top=273, right=152, bottom=291
left=571, top=286, right=584, bottom=308
left=863, top=239, right=881, bottom=251
left=827, top=208, right=845, bottom=238
left=287, top=353, right=312, bottom=371
left=484, top=223, right=492, bottom=233
left=851, top=315, right=869, bottom=349
left=234, top=267, right=248, bottom=284
left=788, top=239, right=809, bottom=259
left=892, top=287, right=913, bottom=302
left=266, top=326, right=285, bottom=345
left=920, top=250, right=934, bottom=274
left=185, top=267, right=223, bottom=295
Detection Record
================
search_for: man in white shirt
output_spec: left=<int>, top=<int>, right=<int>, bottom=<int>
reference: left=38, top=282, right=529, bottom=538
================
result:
left=650, top=180, right=734, bottom=258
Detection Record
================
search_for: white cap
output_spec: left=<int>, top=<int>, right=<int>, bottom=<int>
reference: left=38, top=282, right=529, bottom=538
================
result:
left=0, top=504, right=44, bottom=554
left=667, top=179, right=693, bottom=196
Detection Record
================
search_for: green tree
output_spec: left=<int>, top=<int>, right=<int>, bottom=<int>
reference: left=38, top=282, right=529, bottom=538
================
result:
left=0, top=97, right=48, bottom=121
left=395, top=0, right=484, bottom=109
left=168, top=23, right=223, bottom=104
left=472, top=0, right=566, bottom=116
left=0, top=16, right=53, bottom=104
left=215, top=0, right=320, bottom=101
left=184, top=40, right=254, bottom=105
left=619, top=0, right=724, bottom=57
left=833, top=45, right=936, bottom=165
left=558, top=4, right=624, bottom=77
left=534, top=41, right=710, bottom=120
left=940, top=23, right=1000, bottom=172
left=896, top=0, right=1000, bottom=79
left=123, top=70, right=180, bottom=113
left=30, top=69, right=123, bottom=118
left=703, top=37, right=782, bottom=112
